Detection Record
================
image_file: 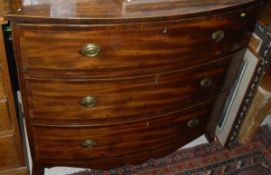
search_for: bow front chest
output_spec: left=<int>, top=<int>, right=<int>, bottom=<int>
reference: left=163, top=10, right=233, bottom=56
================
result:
left=5, top=0, right=263, bottom=174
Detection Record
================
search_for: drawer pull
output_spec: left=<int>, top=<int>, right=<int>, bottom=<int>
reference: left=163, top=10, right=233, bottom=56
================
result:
left=200, top=78, right=212, bottom=88
left=80, top=43, right=101, bottom=57
left=81, top=139, right=96, bottom=149
left=211, top=30, right=224, bottom=42
left=240, top=12, right=247, bottom=18
left=80, top=96, right=97, bottom=108
left=187, top=119, right=199, bottom=128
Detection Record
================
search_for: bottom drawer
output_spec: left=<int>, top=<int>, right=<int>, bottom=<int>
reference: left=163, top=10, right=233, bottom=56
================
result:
left=0, top=136, right=18, bottom=170
left=32, top=97, right=217, bottom=167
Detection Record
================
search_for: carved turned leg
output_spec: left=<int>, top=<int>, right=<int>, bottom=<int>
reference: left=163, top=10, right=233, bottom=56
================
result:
left=32, top=162, right=45, bottom=175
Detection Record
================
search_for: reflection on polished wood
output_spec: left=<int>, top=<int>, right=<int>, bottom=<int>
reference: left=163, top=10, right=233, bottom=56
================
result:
left=5, top=0, right=262, bottom=23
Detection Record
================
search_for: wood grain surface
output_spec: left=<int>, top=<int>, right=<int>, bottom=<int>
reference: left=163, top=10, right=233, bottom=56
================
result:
left=0, top=13, right=28, bottom=175
left=0, top=136, right=18, bottom=171
left=31, top=97, right=216, bottom=169
left=25, top=53, right=242, bottom=126
left=0, top=69, right=5, bottom=98
left=238, top=71, right=271, bottom=143
left=0, top=167, right=29, bottom=175
left=0, top=100, right=12, bottom=131
left=259, top=0, right=271, bottom=25
left=0, top=0, right=21, bottom=17
left=5, top=0, right=262, bottom=24
left=7, top=0, right=263, bottom=174
left=16, top=6, right=258, bottom=79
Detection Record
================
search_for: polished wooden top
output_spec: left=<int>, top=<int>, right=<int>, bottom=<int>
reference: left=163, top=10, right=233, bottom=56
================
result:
left=4, top=0, right=261, bottom=24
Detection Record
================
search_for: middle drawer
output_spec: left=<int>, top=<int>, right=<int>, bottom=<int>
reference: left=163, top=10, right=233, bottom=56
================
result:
left=25, top=55, right=240, bottom=125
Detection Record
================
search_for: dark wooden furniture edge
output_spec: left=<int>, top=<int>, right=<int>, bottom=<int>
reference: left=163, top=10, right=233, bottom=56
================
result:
left=0, top=18, right=28, bottom=175
left=4, top=0, right=263, bottom=24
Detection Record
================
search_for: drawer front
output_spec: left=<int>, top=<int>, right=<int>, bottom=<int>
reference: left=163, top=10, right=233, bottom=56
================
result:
left=32, top=98, right=214, bottom=161
left=18, top=6, right=257, bottom=79
left=0, top=100, right=12, bottom=131
left=0, top=136, right=18, bottom=170
left=25, top=55, right=241, bottom=125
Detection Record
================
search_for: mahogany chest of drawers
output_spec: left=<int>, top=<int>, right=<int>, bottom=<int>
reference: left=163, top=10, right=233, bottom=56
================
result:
left=5, top=0, right=263, bottom=174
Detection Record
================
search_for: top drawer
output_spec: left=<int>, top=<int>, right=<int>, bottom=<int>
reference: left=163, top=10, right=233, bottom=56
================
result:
left=16, top=6, right=258, bottom=79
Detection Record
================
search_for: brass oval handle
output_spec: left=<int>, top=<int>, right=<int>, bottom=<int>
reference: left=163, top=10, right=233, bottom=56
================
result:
left=80, top=96, right=97, bottom=108
left=187, top=119, right=199, bottom=128
left=211, top=30, right=225, bottom=42
left=240, top=12, right=247, bottom=18
left=80, top=43, right=101, bottom=57
left=200, top=78, right=212, bottom=88
left=81, top=139, right=96, bottom=149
